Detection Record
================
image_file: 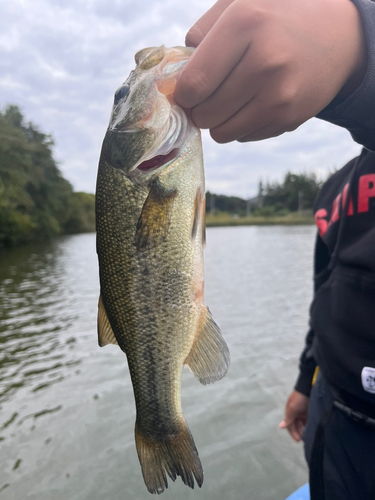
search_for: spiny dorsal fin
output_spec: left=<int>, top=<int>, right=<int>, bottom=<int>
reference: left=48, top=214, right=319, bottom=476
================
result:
left=135, top=47, right=163, bottom=68
left=135, top=180, right=177, bottom=250
left=185, top=307, right=230, bottom=385
left=97, top=294, right=118, bottom=347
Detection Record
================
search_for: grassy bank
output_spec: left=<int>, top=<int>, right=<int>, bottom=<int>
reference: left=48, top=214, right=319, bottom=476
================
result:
left=206, top=211, right=315, bottom=227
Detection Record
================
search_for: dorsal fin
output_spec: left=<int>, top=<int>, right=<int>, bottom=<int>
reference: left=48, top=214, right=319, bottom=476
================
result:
left=97, top=294, right=118, bottom=347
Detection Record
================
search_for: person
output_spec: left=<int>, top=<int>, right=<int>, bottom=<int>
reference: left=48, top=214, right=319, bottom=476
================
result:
left=174, top=0, right=375, bottom=499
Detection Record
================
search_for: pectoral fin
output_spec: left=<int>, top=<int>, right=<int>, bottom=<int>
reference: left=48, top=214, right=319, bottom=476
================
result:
left=135, top=180, right=177, bottom=250
left=191, top=189, right=206, bottom=247
left=185, top=307, right=230, bottom=385
left=200, top=193, right=206, bottom=248
left=97, top=294, right=118, bottom=347
left=191, top=190, right=200, bottom=242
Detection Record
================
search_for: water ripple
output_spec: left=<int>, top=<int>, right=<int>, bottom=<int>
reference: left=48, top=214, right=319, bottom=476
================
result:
left=0, top=229, right=314, bottom=500
left=0, top=235, right=98, bottom=435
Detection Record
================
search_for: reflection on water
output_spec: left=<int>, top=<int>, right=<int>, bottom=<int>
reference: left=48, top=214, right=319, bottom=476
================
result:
left=0, top=228, right=316, bottom=500
left=0, top=235, right=99, bottom=499
left=0, top=239, right=84, bottom=409
left=0, top=241, right=79, bottom=408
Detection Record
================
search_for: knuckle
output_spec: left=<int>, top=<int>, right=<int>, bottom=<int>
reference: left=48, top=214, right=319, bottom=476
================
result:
left=234, top=2, right=267, bottom=31
left=266, top=50, right=293, bottom=73
left=277, top=86, right=298, bottom=108
left=271, top=85, right=299, bottom=124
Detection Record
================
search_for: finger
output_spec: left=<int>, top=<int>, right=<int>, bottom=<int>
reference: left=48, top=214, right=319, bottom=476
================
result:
left=295, top=418, right=307, bottom=437
left=185, top=0, right=236, bottom=47
left=279, top=418, right=303, bottom=442
left=286, top=423, right=302, bottom=443
left=209, top=98, right=271, bottom=143
left=236, top=126, right=284, bottom=142
left=175, top=3, right=250, bottom=108
left=190, top=49, right=256, bottom=130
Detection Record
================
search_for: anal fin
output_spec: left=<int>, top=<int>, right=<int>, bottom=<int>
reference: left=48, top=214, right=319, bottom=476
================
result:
left=97, top=294, right=118, bottom=347
left=185, top=307, right=230, bottom=385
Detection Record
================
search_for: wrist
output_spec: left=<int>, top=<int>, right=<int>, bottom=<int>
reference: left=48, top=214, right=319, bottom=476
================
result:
left=335, top=0, right=368, bottom=102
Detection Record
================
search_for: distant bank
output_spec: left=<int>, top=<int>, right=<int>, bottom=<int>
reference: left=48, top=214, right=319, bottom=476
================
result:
left=1, top=104, right=321, bottom=247
left=206, top=212, right=315, bottom=227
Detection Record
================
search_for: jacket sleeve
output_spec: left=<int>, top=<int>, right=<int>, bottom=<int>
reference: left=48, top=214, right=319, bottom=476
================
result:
left=294, top=235, right=331, bottom=396
left=294, top=326, right=317, bottom=397
left=316, top=0, right=375, bottom=151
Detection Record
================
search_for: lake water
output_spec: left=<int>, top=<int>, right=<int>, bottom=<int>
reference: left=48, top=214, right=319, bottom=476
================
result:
left=0, top=226, right=316, bottom=500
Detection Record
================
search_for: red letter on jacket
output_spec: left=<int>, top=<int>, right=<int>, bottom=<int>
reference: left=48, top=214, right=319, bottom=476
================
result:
left=358, top=174, right=375, bottom=213
left=315, top=209, right=328, bottom=236
left=329, top=193, right=342, bottom=225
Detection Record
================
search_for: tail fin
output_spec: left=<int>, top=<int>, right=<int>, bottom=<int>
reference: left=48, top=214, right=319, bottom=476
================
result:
left=135, top=420, right=203, bottom=495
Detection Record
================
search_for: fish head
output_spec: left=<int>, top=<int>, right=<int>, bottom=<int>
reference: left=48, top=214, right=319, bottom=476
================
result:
left=101, top=46, right=195, bottom=183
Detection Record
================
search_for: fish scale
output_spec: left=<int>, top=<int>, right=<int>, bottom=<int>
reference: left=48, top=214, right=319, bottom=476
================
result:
left=96, top=46, right=230, bottom=495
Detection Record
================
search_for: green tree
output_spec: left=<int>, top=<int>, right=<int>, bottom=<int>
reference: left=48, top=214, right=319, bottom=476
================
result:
left=262, top=171, right=322, bottom=212
left=0, top=105, right=95, bottom=246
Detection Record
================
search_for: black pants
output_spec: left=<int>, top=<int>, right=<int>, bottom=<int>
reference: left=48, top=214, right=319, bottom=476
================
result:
left=303, top=373, right=375, bottom=500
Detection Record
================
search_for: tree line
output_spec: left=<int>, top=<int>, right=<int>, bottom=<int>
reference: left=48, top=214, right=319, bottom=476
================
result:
left=206, top=172, right=323, bottom=217
left=0, top=105, right=95, bottom=246
left=0, top=104, right=324, bottom=246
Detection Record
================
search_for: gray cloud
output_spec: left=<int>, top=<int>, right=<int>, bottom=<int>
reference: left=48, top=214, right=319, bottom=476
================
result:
left=0, top=0, right=362, bottom=197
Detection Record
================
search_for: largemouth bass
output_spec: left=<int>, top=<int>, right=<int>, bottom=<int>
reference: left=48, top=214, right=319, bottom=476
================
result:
left=95, top=46, right=230, bottom=495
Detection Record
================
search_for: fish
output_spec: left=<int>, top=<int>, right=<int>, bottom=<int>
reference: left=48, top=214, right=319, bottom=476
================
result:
left=95, top=45, right=230, bottom=495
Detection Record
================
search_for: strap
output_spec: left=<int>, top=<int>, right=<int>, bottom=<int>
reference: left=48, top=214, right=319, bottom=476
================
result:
left=309, top=404, right=333, bottom=500
left=333, top=401, right=375, bottom=428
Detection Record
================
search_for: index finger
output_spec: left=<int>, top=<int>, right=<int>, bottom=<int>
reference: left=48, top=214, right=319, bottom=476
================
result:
left=185, top=0, right=235, bottom=47
left=175, top=3, right=250, bottom=108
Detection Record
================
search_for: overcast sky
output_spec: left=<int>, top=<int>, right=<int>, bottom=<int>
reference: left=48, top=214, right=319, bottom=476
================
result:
left=0, top=0, right=362, bottom=198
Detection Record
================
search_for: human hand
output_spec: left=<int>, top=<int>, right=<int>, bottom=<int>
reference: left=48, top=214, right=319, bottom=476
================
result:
left=174, top=0, right=367, bottom=143
left=279, top=390, right=309, bottom=442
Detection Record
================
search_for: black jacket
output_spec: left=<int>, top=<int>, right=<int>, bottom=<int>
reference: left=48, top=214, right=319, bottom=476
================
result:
left=295, top=0, right=375, bottom=407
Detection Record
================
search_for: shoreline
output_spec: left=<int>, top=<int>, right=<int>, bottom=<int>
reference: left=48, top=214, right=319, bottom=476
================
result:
left=206, top=214, right=315, bottom=227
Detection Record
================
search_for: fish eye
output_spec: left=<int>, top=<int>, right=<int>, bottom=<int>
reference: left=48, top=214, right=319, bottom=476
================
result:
left=114, top=84, right=130, bottom=105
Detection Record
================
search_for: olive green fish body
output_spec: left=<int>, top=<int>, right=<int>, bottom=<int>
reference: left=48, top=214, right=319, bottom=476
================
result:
left=96, top=46, right=229, bottom=495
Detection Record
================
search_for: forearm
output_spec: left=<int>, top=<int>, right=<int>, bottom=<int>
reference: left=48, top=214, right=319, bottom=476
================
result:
left=317, top=0, right=375, bottom=151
